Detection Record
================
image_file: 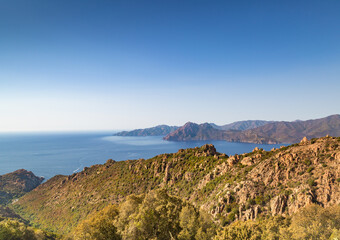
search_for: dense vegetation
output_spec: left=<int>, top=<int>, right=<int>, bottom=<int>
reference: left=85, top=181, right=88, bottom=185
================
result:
left=0, top=218, right=58, bottom=240
left=72, top=190, right=215, bottom=240
left=0, top=170, right=52, bottom=239
left=71, top=191, right=340, bottom=240
left=215, top=204, right=340, bottom=240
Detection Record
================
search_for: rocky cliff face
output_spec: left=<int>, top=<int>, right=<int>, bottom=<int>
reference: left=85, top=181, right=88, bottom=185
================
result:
left=200, top=136, right=340, bottom=223
left=14, top=136, right=340, bottom=234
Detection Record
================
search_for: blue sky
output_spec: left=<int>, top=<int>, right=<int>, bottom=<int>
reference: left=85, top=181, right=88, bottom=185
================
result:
left=0, top=0, right=339, bottom=131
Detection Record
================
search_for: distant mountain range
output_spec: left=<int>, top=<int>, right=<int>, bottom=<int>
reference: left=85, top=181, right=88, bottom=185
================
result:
left=114, top=120, right=273, bottom=137
left=114, top=114, right=340, bottom=144
left=113, top=125, right=179, bottom=136
left=210, top=120, right=274, bottom=131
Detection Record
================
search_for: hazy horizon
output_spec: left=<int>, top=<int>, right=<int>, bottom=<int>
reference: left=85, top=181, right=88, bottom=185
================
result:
left=1, top=1, right=340, bottom=132
left=0, top=114, right=338, bottom=133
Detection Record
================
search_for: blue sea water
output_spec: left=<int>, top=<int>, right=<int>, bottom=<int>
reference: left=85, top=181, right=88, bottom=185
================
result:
left=0, top=132, right=285, bottom=179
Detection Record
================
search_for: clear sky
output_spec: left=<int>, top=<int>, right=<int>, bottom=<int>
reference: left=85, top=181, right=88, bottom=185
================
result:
left=1, top=0, right=339, bottom=132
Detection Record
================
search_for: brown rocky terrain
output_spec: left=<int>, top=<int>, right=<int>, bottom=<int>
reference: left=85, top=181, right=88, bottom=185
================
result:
left=13, top=136, right=340, bottom=235
left=197, top=136, right=340, bottom=223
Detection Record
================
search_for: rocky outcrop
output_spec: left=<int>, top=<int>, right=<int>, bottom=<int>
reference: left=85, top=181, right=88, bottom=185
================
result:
left=270, top=195, right=288, bottom=216
left=200, top=136, right=340, bottom=223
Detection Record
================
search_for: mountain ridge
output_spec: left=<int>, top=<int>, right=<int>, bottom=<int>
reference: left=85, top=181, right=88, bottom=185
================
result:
left=113, top=120, right=275, bottom=137
left=164, top=114, right=340, bottom=143
left=113, top=124, right=179, bottom=136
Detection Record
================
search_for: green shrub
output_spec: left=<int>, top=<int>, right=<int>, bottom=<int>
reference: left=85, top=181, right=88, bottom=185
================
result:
left=307, top=178, right=317, bottom=187
left=73, top=190, right=216, bottom=240
left=215, top=204, right=340, bottom=240
left=304, top=159, right=312, bottom=166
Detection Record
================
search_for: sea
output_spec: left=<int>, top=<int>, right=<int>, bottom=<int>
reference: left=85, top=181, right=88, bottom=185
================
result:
left=0, top=132, right=285, bottom=180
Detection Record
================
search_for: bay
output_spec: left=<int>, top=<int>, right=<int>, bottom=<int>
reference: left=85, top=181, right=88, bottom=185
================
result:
left=0, top=132, right=285, bottom=179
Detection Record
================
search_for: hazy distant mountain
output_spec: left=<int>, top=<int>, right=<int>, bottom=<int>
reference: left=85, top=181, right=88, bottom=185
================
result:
left=115, top=120, right=273, bottom=137
left=163, top=122, right=277, bottom=143
left=163, top=122, right=226, bottom=141
left=212, top=120, right=274, bottom=131
left=114, top=125, right=179, bottom=136
left=164, top=115, right=340, bottom=143
left=241, top=114, right=340, bottom=143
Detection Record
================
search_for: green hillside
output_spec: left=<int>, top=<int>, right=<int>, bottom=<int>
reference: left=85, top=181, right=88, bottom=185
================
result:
left=12, top=136, right=340, bottom=238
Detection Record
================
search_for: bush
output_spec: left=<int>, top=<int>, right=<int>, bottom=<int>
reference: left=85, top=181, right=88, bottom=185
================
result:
left=73, top=189, right=216, bottom=240
left=0, top=219, right=56, bottom=240
left=307, top=178, right=317, bottom=187
left=287, top=204, right=340, bottom=240
left=215, top=204, right=340, bottom=240
left=304, top=159, right=312, bottom=166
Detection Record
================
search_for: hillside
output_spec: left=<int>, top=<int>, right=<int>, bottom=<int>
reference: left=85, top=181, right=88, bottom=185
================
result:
left=164, top=115, right=340, bottom=143
left=242, top=114, right=340, bottom=143
left=114, top=120, right=272, bottom=137
left=113, top=125, right=179, bottom=136
left=164, top=122, right=227, bottom=141
left=0, top=169, right=44, bottom=205
left=13, top=136, right=340, bottom=235
left=217, top=120, right=274, bottom=131
left=163, top=122, right=278, bottom=143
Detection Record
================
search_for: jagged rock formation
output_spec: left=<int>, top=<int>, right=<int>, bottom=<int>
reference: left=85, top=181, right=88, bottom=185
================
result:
left=0, top=169, right=44, bottom=205
left=114, top=125, right=179, bottom=136
left=13, top=136, right=340, bottom=234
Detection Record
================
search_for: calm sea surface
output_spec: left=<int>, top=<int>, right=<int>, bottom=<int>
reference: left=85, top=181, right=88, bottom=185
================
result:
left=0, top=132, right=285, bottom=179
